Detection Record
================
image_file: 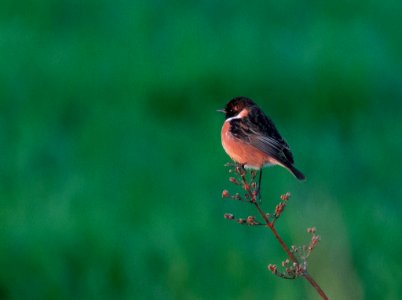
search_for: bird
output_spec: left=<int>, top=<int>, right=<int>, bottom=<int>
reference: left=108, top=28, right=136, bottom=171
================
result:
left=218, top=96, right=305, bottom=183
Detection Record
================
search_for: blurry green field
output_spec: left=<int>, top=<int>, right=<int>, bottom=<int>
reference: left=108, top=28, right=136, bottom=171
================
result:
left=0, top=1, right=401, bottom=299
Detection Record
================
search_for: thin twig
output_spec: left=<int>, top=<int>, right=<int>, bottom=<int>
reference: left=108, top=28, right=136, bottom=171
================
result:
left=228, top=164, right=328, bottom=300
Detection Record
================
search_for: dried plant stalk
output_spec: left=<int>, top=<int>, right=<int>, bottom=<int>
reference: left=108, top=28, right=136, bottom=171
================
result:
left=222, top=163, right=328, bottom=300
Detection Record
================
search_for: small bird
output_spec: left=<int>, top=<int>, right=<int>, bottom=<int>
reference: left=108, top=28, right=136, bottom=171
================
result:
left=218, top=96, right=305, bottom=181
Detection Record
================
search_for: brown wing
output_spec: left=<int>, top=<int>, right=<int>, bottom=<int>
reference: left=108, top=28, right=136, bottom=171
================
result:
left=230, top=106, right=294, bottom=166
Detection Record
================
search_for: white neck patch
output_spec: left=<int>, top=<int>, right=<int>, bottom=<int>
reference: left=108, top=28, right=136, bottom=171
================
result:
left=226, top=108, right=248, bottom=122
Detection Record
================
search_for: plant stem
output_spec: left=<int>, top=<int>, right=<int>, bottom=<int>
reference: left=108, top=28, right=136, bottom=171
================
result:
left=253, top=202, right=298, bottom=263
left=253, top=202, right=328, bottom=300
left=303, top=272, right=329, bottom=300
left=236, top=166, right=329, bottom=300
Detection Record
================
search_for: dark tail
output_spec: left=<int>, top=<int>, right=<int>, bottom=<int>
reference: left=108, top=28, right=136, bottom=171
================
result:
left=287, top=165, right=306, bottom=181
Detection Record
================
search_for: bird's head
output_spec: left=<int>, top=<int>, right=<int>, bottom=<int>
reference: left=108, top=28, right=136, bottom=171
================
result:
left=218, top=96, right=256, bottom=119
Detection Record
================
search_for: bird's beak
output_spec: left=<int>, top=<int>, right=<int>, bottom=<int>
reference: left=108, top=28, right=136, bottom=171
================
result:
left=216, top=109, right=226, bottom=113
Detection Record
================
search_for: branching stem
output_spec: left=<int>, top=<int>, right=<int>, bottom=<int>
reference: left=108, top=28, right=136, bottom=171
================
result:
left=232, top=164, right=329, bottom=300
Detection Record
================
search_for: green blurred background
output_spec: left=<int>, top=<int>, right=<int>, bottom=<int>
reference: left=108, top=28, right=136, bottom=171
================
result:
left=1, top=0, right=401, bottom=299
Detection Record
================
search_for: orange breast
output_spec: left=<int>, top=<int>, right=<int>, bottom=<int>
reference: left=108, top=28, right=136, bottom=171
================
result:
left=221, top=121, right=280, bottom=169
